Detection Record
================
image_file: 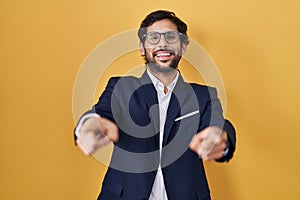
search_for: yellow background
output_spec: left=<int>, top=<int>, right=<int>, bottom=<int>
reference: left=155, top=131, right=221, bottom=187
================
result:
left=1, top=0, right=300, bottom=199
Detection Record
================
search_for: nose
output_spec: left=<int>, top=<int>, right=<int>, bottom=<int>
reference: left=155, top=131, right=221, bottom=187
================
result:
left=157, top=34, right=168, bottom=47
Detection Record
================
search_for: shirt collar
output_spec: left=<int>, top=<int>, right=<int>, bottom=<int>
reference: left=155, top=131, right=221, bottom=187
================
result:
left=147, top=69, right=179, bottom=95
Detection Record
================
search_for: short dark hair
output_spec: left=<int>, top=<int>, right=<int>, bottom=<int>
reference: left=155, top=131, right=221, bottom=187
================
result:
left=138, top=10, right=189, bottom=45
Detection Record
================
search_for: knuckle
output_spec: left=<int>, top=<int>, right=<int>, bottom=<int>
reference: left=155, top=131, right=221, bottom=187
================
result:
left=220, top=142, right=227, bottom=150
left=90, top=139, right=99, bottom=148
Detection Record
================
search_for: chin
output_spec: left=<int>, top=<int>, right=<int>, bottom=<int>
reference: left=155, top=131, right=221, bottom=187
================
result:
left=147, top=62, right=176, bottom=73
left=145, top=54, right=181, bottom=73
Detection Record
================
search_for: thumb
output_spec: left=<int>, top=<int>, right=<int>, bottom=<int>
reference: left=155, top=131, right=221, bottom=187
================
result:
left=98, top=118, right=119, bottom=142
left=189, top=128, right=209, bottom=152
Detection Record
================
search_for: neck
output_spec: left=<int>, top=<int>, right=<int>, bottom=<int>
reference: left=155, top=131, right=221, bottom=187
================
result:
left=147, top=67, right=178, bottom=86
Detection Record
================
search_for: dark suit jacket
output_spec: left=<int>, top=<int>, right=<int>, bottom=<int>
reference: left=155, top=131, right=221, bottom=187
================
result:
left=76, top=71, right=236, bottom=200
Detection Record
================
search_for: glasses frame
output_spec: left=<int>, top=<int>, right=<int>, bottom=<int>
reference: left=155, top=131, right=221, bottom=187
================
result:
left=143, top=31, right=183, bottom=45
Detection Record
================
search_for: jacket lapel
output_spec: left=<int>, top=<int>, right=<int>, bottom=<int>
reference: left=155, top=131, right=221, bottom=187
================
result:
left=139, top=71, right=160, bottom=141
left=139, top=71, right=196, bottom=148
left=162, top=75, right=190, bottom=146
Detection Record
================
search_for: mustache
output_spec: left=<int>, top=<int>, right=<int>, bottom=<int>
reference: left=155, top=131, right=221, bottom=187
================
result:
left=153, top=48, right=176, bottom=56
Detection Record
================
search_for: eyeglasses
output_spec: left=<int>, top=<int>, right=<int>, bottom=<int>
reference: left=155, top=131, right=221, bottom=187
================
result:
left=143, top=31, right=182, bottom=45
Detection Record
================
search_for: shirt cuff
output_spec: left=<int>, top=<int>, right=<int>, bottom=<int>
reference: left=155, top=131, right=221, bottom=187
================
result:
left=75, top=113, right=101, bottom=137
left=223, top=147, right=229, bottom=156
left=223, top=130, right=230, bottom=156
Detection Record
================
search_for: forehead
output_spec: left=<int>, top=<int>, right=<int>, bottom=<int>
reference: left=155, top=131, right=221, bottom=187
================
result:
left=147, top=19, right=178, bottom=33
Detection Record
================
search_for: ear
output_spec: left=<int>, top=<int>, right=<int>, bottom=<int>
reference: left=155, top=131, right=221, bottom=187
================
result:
left=181, top=43, right=187, bottom=54
left=139, top=42, right=145, bottom=56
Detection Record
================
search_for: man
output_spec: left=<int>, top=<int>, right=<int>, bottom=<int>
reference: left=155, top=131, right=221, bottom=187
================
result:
left=75, top=10, right=236, bottom=200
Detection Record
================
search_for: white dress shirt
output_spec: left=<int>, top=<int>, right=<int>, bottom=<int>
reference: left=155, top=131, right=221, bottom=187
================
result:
left=147, top=70, right=179, bottom=200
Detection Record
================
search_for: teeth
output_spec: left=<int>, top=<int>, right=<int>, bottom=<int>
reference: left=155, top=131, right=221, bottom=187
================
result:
left=156, top=53, right=171, bottom=57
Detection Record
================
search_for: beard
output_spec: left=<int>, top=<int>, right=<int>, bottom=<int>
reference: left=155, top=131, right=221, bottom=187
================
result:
left=145, top=49, right=182, bottom=74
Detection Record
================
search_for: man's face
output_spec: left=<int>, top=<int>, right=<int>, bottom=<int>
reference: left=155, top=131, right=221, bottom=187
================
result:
left=141, top=19, right=186, bottom=73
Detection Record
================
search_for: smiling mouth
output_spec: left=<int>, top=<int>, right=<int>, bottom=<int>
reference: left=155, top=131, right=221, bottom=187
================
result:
left=154, top=52, right=173, bottom=57
left=153, top=50, right=175, bottom=61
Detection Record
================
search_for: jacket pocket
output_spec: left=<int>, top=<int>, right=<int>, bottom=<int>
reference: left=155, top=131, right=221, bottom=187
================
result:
left=102, top=178, right=124, bottom=197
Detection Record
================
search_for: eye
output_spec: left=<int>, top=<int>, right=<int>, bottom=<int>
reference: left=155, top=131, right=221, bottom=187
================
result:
left=147, top=32, right=159, bottom=41
left=166, top=32, right=178, bottom=41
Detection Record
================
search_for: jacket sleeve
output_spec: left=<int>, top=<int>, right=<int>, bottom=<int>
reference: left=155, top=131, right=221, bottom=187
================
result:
left=196, top=85, right=237, bottom=162
left=73, top=77, right=120, bottom=144
left=216, top=119, right=237, bottom=162
left=205, top=87, right=236, bottom=162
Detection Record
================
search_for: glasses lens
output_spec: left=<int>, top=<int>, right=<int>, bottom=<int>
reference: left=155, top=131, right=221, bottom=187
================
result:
left=145, top=31, right=180, bottom=44
left=147, top=32, right=160, bottom=44
left=165, top=32, right=180, bottom=43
